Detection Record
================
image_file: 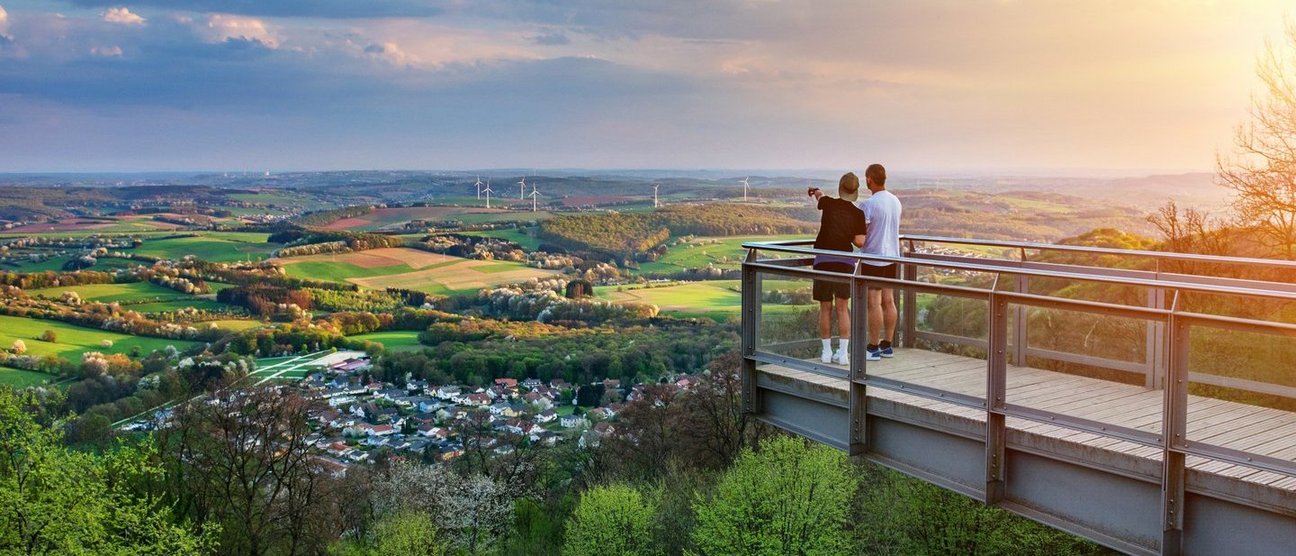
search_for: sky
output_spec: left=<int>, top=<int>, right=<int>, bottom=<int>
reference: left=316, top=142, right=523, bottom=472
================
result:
left=0, top=1, right=1290, bottom=173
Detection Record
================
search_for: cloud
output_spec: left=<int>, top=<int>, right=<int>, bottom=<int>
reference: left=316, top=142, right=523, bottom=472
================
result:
left=90, top=45, right=122, bottom=57
left=102, top=7, right=144, bottom=25
left=196, top=14, right=279, bottom=48
left=0, top=0, right=1291, bottom=172
left=529, top=32, right=569, bottom=46
left=364, top=41, right=415, bottom=66
left=68, top=0, right=443, bottom=18
left=0, top=5, right=11, bottom=42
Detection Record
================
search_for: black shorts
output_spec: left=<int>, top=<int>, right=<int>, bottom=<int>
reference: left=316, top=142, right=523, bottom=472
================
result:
left=858, top=263, right=898, bottom=282
left=812, top=262, right=853, bottom=302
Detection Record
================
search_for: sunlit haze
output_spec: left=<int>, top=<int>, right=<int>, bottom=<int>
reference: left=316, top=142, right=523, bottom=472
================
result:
left=0, top=0, right=1289, bottom=172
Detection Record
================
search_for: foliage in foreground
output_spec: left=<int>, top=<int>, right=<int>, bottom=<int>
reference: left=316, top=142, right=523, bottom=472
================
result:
left=0, top=387, right=211, bottom=555
left=562, top=484, right=657, bottom=556
left=854, top=465, right=1107, bottom=556
left=690, top=435, right=857, bottom=556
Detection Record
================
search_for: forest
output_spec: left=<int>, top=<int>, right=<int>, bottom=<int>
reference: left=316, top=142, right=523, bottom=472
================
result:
left=1, top=353, right=1104, bottom=556
left=538, top=204, right=817, bottom=260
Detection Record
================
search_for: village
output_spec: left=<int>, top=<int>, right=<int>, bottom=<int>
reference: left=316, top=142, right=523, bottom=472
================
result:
left=298, top=353, right=703, bottom=476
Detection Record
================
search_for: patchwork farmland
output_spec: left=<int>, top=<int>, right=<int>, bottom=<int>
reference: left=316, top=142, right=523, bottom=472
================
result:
left=321, top=206, right=553, bottom=232
left=277, top=247, right=558, bottom=295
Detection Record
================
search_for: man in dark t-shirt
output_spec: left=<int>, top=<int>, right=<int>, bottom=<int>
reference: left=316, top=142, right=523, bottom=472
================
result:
left=809, top=173, right=866, bottom=364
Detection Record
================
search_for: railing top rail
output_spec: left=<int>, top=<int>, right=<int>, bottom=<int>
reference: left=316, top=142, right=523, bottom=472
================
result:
left=899, top=234, right=1296, bottom=271
left=740, top=240, right=1296, bottom=303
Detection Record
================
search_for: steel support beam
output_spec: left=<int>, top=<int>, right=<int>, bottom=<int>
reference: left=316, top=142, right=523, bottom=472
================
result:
left=987, top=293, right=1009, bottom=504
left=849, top=265, right=869, bottom=456
left=740, top=251, right=762, bottom=415
left=1161, top=315, right=1189, bottom=556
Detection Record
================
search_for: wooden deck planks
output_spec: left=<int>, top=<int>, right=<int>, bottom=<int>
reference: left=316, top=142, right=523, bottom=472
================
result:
left=756, top=347, right=1296, bottom=492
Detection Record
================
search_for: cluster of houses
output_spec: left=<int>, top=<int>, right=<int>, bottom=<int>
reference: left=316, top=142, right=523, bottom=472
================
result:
left=297, top=355, right=702, bottom=475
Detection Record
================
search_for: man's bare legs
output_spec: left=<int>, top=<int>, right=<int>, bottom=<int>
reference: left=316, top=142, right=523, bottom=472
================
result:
left=867, top=288, right=898, bottom=356
left=819, top=300, right=834, bottom=340
left=818, top=298, right=852, bottom=363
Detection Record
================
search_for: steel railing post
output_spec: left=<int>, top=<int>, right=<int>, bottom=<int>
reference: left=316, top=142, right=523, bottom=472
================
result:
left=849, top=264, right=869, bottom=456
left=986, top=292, right=1009, bottom=504
left=740, top=250, right=763, bottom=415
left=902, top=261, right=918, bottom=349
left=1013, top=273, right=1029, bottom=366
left=1148, top=286, right=1167, bottom=390
left=1160, top=308, right=1188, bottom=556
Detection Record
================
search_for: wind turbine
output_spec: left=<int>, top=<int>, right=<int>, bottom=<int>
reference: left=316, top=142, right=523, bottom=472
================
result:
left=518, top=176, right=527, bottom=200
left=529, top=184, right=541, bottom=212
left=741, top=177, right=750, bottom=202
left=474, top=176, right=484, bottom=199
left=483, top=180, right=494, bottom=209
left=652, top=184, right=660, bottom=208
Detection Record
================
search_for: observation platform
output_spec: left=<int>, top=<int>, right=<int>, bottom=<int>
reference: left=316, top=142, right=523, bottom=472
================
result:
left=740, top=236, right=1296, bottom=555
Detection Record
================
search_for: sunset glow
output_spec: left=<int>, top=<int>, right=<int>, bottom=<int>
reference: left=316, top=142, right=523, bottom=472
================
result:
left=0, top=0, right=1290, bottom=172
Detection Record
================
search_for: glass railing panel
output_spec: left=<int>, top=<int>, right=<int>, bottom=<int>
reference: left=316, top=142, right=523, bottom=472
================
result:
left=1185, top=324, right=1296, bottom=470
left=1008, top=306, right=1160, bottom=438
left=753, top=272, right=834, bottom=374
left=901, top=291, right=987, bottom=401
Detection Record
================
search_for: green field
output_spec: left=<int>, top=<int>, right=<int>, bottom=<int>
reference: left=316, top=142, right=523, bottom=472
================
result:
left=597, top=279, right=813, bottom=319
left=28, top=283, right=233, bottom=314
left=203, top=319, right=265, bottom=332
left=0, top=367, right=61, bottom=388
left=91, top=257, right=146, bottom=271
left=636, top=235, right=811, bottom=274
left=126, top=300, right=232, bottom=314
left=31, top=281, right=192, bottom=303
left=281, top=259, right=455, bottom=282
left=350, top=330, right=423, bottom=351
left=0, top=315, right=198, bottom=361
left=5, top=255, right=76, bottom=272
left=462, top=228, right=543, bottom=250
left=131, top=233, right=277, bottom=262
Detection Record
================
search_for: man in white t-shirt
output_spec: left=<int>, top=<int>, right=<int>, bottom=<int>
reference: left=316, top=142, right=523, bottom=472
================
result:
left=855, top=163, right=902, bottom=361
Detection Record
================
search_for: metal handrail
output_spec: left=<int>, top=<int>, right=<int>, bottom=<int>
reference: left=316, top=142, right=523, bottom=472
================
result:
left=899, top=234, right=1296, bottom=272
left=740, top=240, right=1296, bottom=302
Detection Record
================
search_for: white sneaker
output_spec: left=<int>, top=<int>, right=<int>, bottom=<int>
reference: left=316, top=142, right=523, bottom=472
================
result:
left=820, top=347, right=833, bottom=364
left=832, top=349, right=849, bottom=365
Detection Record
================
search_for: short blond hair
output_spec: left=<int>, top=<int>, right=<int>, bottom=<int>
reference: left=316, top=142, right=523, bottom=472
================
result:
left=839, top=172, right=860, bottom=195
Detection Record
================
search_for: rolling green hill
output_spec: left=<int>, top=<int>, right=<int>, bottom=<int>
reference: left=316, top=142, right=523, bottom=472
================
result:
left=0, top=315, right=198, bottom=361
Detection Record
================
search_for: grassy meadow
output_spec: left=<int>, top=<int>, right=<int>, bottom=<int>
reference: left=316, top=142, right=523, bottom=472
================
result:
left=0, top=367, right=63, bottom=388
left=27, top=282, right=234, bottom=315
left=597, top=279, right=814, bottom=320
left=0, top=315, right=197, bottom=361
left=462, top=227, right=543, bottom=250
left=636, top=234, right=810, bottom=274
left=31, top=281, right=193, bottom=303
left=351, top=330, right=423, bottom=351
left=130, top=232, right=276, bottom=262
